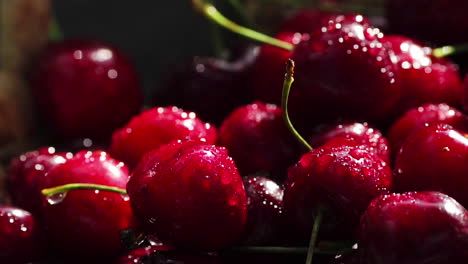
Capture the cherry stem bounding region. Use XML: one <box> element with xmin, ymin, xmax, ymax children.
<box><xmin>433</xmin><ymin>44</ymin><xmax>468</xmax><ymax>58</ymax></box>
<box><xmin>41</xmin><ymin>183</ymin><xmax>127</xmax><ymax>197</ymax></box>
<box><xmin>305</xmin><ymin>207</ymin><xmax>323</xmax><ymax>264</ymax></box>
<box><xmin>226</xmin><ymin>245</ymin><xmax>344</xmax><ymax>255</ymax></box>
<box><xmin>192</xmin><ymin>0</ymin><xmax>293</xmax><ymax>51</ymax></box>
<box><xmin>48</xmin><ymin>16</ymin><xmax>63</xmax><ymax>42</ymax></box>
<box><xmin>282</xmin><ymin>59</ymin><xmax>313</xmax><ymax>151</ymax></box>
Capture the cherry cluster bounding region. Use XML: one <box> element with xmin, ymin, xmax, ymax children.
<box><xmin>1</xmin><ymin>1</ymin><xmax>468</xmax><ymax>264</ymax></box>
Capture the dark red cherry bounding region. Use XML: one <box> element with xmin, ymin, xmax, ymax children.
<box><xmin>394</xmin><ymin>123</ymin><xmax>468</xmax><ymax>207</ymax></box>
<box><xmin>284</xmin><ymin>137</ymin><xmax>392</xmax><ymax>239</ymax></box>
<box><xmin>384</xmin><ymin>35</ymin><xmax>463</xmax><ymax>117</ymax></box>
<box><xmin>387</xmin><ymin>0</ymin><xmax>468</xmax><ymax>45</ymax></box>
<box><xmin>127</xmin><ymin>140</ymin><xmax>247</xmax><ymax>250</ymax></box>
<box><xmin>7</xmin><ymin>147</ymin><xmax>70</xmax><ymax>216</ymax></box>
<box><xmin>289</xmin><ymin>15</ymin><xmax>401</xmax><ymax>123</ymax></box>
<box><xmin>308</xmin><ymin>122</ymin><xmax>390</xmax><ymax>162</ymax></box>
<box><xmin>219</xmin><ymin>102</ymin><xmax>302</xmax><ymax>179</ymax></box>
<box><xmin>0</xmin><ymin>206</ymin><xmax>42</xmax><ymax>264</ymax></box>
<box><xmin>115</xmin><ymin>245</ymin><xmax>221</xmax><ymax>264</ymax></box>
<box><xmin>463</xmin><ymin>74</ymin><xmax>468</xmax><ymax>112</ymax></box>
<box><xmin>388</xmin><ymin>103</ymin><xmax>468</xmax><ymax>156</ymax></box>
<box><xmin>31</xmin><ymin>39</ymin><xmax>142</xmax><ymax>139</ymax></box>
<box><xmin>359</xmin><ymin>191</ymin><xmax>468</xmax><ymax>264</ymax></box>
<box><xmin>159</xmin><ymin>45</ymin><xmax>259</xmax><ymax>125</ymax></box>
<box><xmin>241</xmin><ymin>175</ymin><xmax>284</xmax><ymax>246</ymax></box>
<box><xmin>41</xmin><ymin>150</ymin><xmax>134</xmax><ymax>258</ymax></box>
<box><xmin>110</xmin><ymin>106</ymin><xmax>217</xmax><ymax>168</ymax></box>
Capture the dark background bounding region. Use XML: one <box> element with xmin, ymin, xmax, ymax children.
<box><xmin>53</xmin><ymin>0</ymin><xmax>224</xmax><ymax>103</ymax></box>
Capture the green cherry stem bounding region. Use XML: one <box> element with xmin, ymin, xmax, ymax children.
<box><xmin>192</xmin><ymin>0</ymin><xmax>293</xmax><ymax>51</ymax></box>
<box><xmin>433</xmin><ymin>43</ymin><xmax>468</xmax><ymax>58</ymax></box>
<box><xmin>306</xmin><ymin>208</ymin><xmax>324</xmax><ymax>264</ymax></box>
<box><xmin>42</xmin><ymin>183</ymin><xmax>127</xmax><ymax>197</ymax></box>
<box><xmin>282</xmin><ymin>59</ymin><xmax>313</xmax><ymax>151</ymax></box>
<box><xmin>225</xmin><ymin>245</ymin><xmax>346</xmax><ymax>255</ymax></box>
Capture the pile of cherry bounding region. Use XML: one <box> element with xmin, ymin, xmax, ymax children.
<box><xmin>1</xmin><ymin>1</ymin><xmax>468</xmax><ymax>264</ymax></box>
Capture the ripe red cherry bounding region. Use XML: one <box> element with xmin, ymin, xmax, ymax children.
<box><xmin>463</xmin><ymin>74</ymin><xmax>468</xmax><ymax>112</ymax></box>
<box><xmin>241</xmin><ymin>175</ymin><xmax>284</xmax><ymax>246</ymax></box>
<box><xmin>384</xmin><ymin>35</ymin><xmax>463</xmax><ymax>117</ymax></box>
<box><xmin>387</xmin><ymin>0</ymin><xmax>468</xmax><ymax>45</ymax></box>
<box><xmin>308</xmin><ymin>122</ymin><xmax>390</xmax><ymax>162</ymax></box>
<box><xmin>289</xmin><ymin>15</ymin><xmax>401</xmax><ymax>123</ymax></box>
<box><xmin>7</xmin><ymin>147</ymin><xmax>70</xmax><ymax>216</ymax></box>
<box><xmin>31</xmin><ymin>39</ymin><xmax>142</xmax><ymax>139</ymax></box>
<box><xmin>284</xmin><ymin>137</ymin><xmax>392</xmax><ymax>239</ymax></box>
<box><xmin>115</xmin><ymin>245</ymin><xmax>221</xmax><ymax>264</ymax></box>
<box><xmin>219</xmin><ymin>102</ymin><xmax>302</xmax><ymax>179</ymax></box>
<box><xmin>110</xmin><ymin>106</ymin><xmax>217</xmax><ymax>168</ymax></box>
<box><xmin>388</xmin><ymin>103</ymin><xmax>468</xmax><ymax>156</ymax></box>
<box><xmin>160</xmin><ymin>46</ymin><xmax>258</xmax><ymax>125</ymax></box>
<box><xmin>127</xmin><ymin>140</ymin><xmax>247</xmax><ymax>250</ymax></box>
<box><xmin>41</xmin><ymin>150</ymin><xmax>134</xmax><ymax>258</ymax></box>
<box><xmin>394</xmin><ymin>123</ymin><xmax>468</xmax><ymax>207</ymax></box>
<box><xmin>0</xmin><ymin>206</ymin><xmax>42</xmax><ymax>264</ymax></box>
<box><xmin>359</xmin><ymin>191</ymin><xmax>468</xmax><ymax>264</ymax></box>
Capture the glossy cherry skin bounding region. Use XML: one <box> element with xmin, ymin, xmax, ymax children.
<box><xmin>359</xmin><ymin>191</ymin><xmax>468</xmax><ymax>264</ymax></box>
<box><xmin>0</xmin><ymin>206</ymin><xmax>42</xmax><ymax>264</ymax></box>
<box><xmin>464</xmin><ymin>74</ymin><xmax>468</xmax><ymax>113</ymax></box>
<box><xmin>289</xmin><ymin>15</ymin><xmax>401</xmax><ymax>123</ymax></box>
<box><xmin>159</xmin><ymin>46</ymin><xmax>259</xmax><ymax>125</ymax></box>
<box><xmin>394</xmin><ymin>123</ymin><xmax>468</xmax><ymax>207</ymax></box>
<box><xmin>219</xmin><ymin>102</ymin><xmax>303</xmax><ymax>180</ymax></box>
<box><xmin>241</xmin><ymin>175</ymin><xmax>284</xmax><ymax>246</ymax></box>
<box><xmin>41</xmin><ymin>150</ymin><xmax>134</xmax><ymax>259</ymax></box>
<box><xmin>388</xmin><ymin>103</ymin><xmax>468</xmax><ymax>156</ymax></box>
<box><xmin>7</xmin><ymin>147</ymin><xmax>70</xmax><ymax>216</ymax></box>
<box><xmin>110</xmin><ymin>106</ymin><xmax>217</xmax><ymax>168</ymax></box>
<box><xmin>284</xmin><ymin>137</ymin><xmax>392</xmax><ymax>240</ymax></box>
<box><xmin>127</xmin><ymin>140</ymin><xmax>247</xmax><ymax>250</ymax></box>
<box><xmin>387</xmin><ymin>0</ymin><xmax>468</xmax><ymax>45</ymax></box>
<box><xmin>308</xmin><ymin>122</ymin><xmax>390</xmax><ymax>162</ymax></box>
<box><xmin>384</xmin><ymin>35</ymin><xmax>463</xmax><ymax>117</ymax></box>
<box><xmin>115</xmin><ymin>245</ymin><xmax>221</xmax><ymax>264</ymax></box>
<box><xmin>31</xmin><ymin>39</ymin><xmax>142</xmax><ymax>139</ymax></box>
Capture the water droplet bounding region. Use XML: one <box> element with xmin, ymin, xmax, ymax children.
<box><xmin>47</xmin><ymin>192</ymin><xmax>67</xmax><ymax>205</ymax></box>
<box><xmin>20</xmin><ymin>226</ymin><xmax>28</xmax><ymax>232</ymax></box>
<box><xmin>121</xmin><ymin>194</ymin><xmax>130</xmax><ymax>201</ymax></box>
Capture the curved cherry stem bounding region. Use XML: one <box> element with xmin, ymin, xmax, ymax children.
<box><xmin>433</xmin><ymin>44</ymin><xmax>468</xmax><ymax>58</ymax></box>
<box><xmin>42</xmin><ymin>183</ymin><xmax>127</xmax><ymax>197</ymax></box>
<box><xmin>192</xmin><ymin>0</ymin><xmax>293</xmax><ymax>51</ymax></box>
<box><xmin>282</xmin><ymin>59</ymin><xmax>313</xmax><ymax>151</ymax></box>
<box><xmin>306</xmin><ymin>208</ymin><xmax>324</xmax><ymax>264</ymax></box>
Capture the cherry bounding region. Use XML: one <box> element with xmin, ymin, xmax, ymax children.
<box><xmin>394</xmin><ymin>123</ymin><xmax>468</xmax><ymax>207</ymax></box>
<box><xmin>31</xmin><ymin>39</ymin><xmax>142</xmax><ymax>139</ymax></box>
<box><xmin>288</xmin><ymin>15</ymin><xmax>401</xmax><ymax>123</ymax></box>
<box><xmin>388</xmin><ymin>103</ymin><xmax>468</xmax><ymax>156</ymax></box>
<box><xmin>110</xmin><ymin>106</ymin><xmax>217</xmax><ymax>168</ymax></box>
<box><xmin>359</xmin><ymin>191</ymin><xmax>468</xmax><ymax>264</ymax></box>
<box><xmin>241</xmin><ymin>175</ymin><xmax>284</xmax><ymax>246</ymax></box>
<box><xmin>7</xmin><ymin>147</ymin><xmax>70</xmax><ymax>216</ymax></box>
<box><xmin>284</xmin><ymin>136</ymin><xmax>392</xmax><ymax>240</ymax></box>
<box><xmin>383</xmin><ymin>35</ymin><xmax>463</xmax><ymax>117</ymax></box>
<box><xmin>159</xmin><ymin>45</ymin><xmax>259</xmax><ymax>125</ymax></box>
<box><xmin>41</xmin><ymin>150</ymin><xmax>134</xmax><ymax>258</ymax></box>
<box><xmin>464</xmin><ymin>74</ymin><xmax>468</xmax><ymax>112</ymax></box>
<box><xmin>115</xmin><ymin>245</ymin><xmax>221</xmax><ymax>264</ymax></box>
<box><xmin>308</xmin><ymin>122</ymin><xmax>389</xmax><ymax>162</ymax></box>
<box><xmin>219</xmin><ymin>102</ymin><xmax>303</xmax><ymax>179</ymax></box>
<box><xmin>0</xmin><ymin>206</ymin><xmax>42</xmax><ymax>264</ymax></box>
<box><xmin>127</xmin><ymin>140</ymin><xmax>247</xmax><ymax>250</ymax></box>
<box><xmin>387</xmin><ymin>0</ymin><xmax>468</xmax><ymax>45</ymax></box>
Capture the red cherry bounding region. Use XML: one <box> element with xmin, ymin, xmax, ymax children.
<box><xmin>388</xmin><ymin>103</ymin><xmax>468</xmax><ymax>156</ymax></box>
<box><xmin>384</xmin><ymin>35</ymin><xmax>463</xmax><ymax>117</ymax></box>
<box><xmin>0</xmin><ymin>206</ymin><xmax>42</xmax><ymax>264</ymax></box>
<box><xmin>219</xmin><ymin>102</ymin><xmax>302</xmax><ymax>179</ymax></box>
<box><xmin>284</xmin><ymin>137</ymin><xmax>392</xmax><ymax>239</ymax></box>
<box><xmin>241</xmin><ymin>175</ymin><xmax>284</xmax><ymax>246</ymax></box>
<box><xmin>41</xmin><ymin>150</ymin><xmax>134</xmax><ymax>258</ymax></box>
<box><xmin>31</xmin><ymin>39</ymin><xmax>142</xmax><ymax>139</ymax></box>
<box><xmin>127</xmin><ymin>140</ymin><xmax>247</xmax><ymax>250</ymax></box>
<box><xmin>394</xmin><ymin>123</ymin><xmax>468</xmax><ymax>207</ymax></box>
<box><xmin>115</xmin><ymin>245</ymin><xmax>221</xmax><ymax>264</ymax></box>
<box><xmin>110</xmin><ymin>106</ymin><xmax>217</xmax><ymax>168</ymax></box>
<box><xmin>7</xmin><ymin>147</ymin><xmax>70</xmax><ymax>216</ymax></box>
<box><xmin>359</xmin><ymin>191</ymin><xmax>468</xmax><ymax>264</ymax></box>
<box><xmin>308</xmin><ymin>122</ymin><xmax>390</xmax><ymax>162</ymax></box>
<box><xmin>463</xmin><ymin>74</ymin><xmax>468</xmax><ymax>112</ymax></box>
